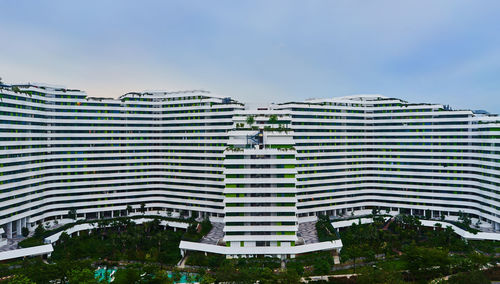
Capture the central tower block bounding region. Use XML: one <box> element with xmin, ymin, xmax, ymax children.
<box><xmin>222</xmin><ymin>111</ymin><xmax>299</xmax><ymax>258</ymax></box>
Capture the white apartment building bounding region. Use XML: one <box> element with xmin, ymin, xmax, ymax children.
<box><xmin>0</xmin><ymin>82</ymin><xmax>499</xmax><ymax>257</ymax></box>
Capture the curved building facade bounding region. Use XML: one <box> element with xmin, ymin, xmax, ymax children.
<box><xmin>0</xmin><ymin>83</ymin><xmax>244</xmax><ymax>238</ymax></box>
<box><xmin>1</xmin><ymin>82</ymin><xmax>499</xmax><ymax>256</ymax></box>
<box><xmin>274</xmin><ymin>96</ymin><xmax>500</xmax><ymax>229</ymax></box>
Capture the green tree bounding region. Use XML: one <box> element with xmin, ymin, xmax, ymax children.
<box><xmin>373</xmin><ymin>214</ymin><xmax>385</xmax><ymax>227</ymax></box>
<box><xmin>468</xmin><ymin>251</ymin><xmax>489</xmax><ymax>269</ymax></box>
<box><xmin>448</xmin><ymin>270</ymin><xmax>489</xmax><ymax>284</ymax></box>
<box><xmin>403</xmin><ymin>244</ymin><xmax>450</xmax><ymax>281</ymax></box>
<box><xmin>21</xmin><ymin>259</ymin><xmax>61</xmax><ymax>284</ymax></box>
<box><xmin>277</xmin><ymin>269</ymin><xmax>300</xmax><ymax>284</ymax></box>
<box><xmin>246</xmin><ymin>115</ymin><xmax>255</xmax><ymax>126</ymax></box>
<box><xmin>263</xmin><ymin>268</ymin><xmax>278</xmax><ymax>283</ymax></box>
<box><xmin>68</xmin><ymin>208</ymin><xmax>77</xmax><ymax>220</ymax></box>
<box><xmin>21</xmin><ymin>227</ymin><xmax>29</xmax><ymax>238</ymax></box>
<box><xmin>357</xmin><ymin>266</ymin><xmax>404</xmax><ymax>284</ymax></box>
<box><xmin>7</xmin><ymin>275</ymin><xmax>35</xmax><ymax>284</ymax></box>
<box><xmin>215</xmin><ymin>260</ymin><xmax>238</xmax><ymax>282</ymax></box>
<box><xmin>126</xmin><ymin>205</ymin><xmax>134</xmax><ymax>215</ymax></box>
<box><xmin>114</xmin><ymin>267</ymin><xmax>141</xmax><ymax>284</ymax></box>
<box><xmin>59</xmin><ymin>232</ymin><xmax>70</xmax><ymax>245</ymax></box>
<box><xmin>458</xmin><ymin>211</ymin><xmax>472</xmax><ymax>229</ymax></box>
<box><xmin>341</xmin><ymin>245</ymin><xmax>363</xmax><ymax>273</ymax></box>
<box><xmin>200</xmin><ymin>273</ymin><xmax>215</xmax><ymax>284</ymax></box>
<box><xmin>67</xmin><ymin>268</ymin><xmax>98</xmax><ymax>284</ymax></box>
<box><xmin>313</xmin><ymin>259</ymin><xmax>330</xmax><ymax>275</ymax></box>
<box><xmin>268</xmin><ymin>114</ymin><xmax>278</xmax><ymax>124</ymax></box>
<box><xmin>34</xmin><ymin>224</ymin><xmax>45</xmax><ymax>238</ymax></box>
<box><xmin>286</xmin><ymin>261</ymin><xmax>304</xmax><ymax>276</ymax></box>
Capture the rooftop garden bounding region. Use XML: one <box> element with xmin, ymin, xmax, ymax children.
<box><xmin>233</xmin><ymin>114</ymin><xmax>292</xmax><ymax>132</ymax></box>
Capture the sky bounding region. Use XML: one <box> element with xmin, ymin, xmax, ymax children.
<box><xmin>1</xmin><ymin>0</ymin><xmax>500</xmax><ymax>112</ymax></box>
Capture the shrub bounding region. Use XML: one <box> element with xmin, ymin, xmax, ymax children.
<box><xmin>21</xmin><ymin>227</ymin><xmax>29</xmax><ymax>238</ymax></box>
<box><xmin>34</xmin><ymin>224</ymin><xmax>45</xmax><ymax>238</ymax></box>
<box><xmin>200</xmin><ymin>218</ymin><xmax>212</xmax><ymax>235</ymax></box>
<box><xmin>316</xmin><ymin>215</ymin><xmax>339</xmax><ymax>241</ymax></box>
<box><xmin>18</xmin><ymin>237</ymin><xmax>44</xmax><ymax>248</ymax></box>
<box><xmin>448</xmin><ymin>270</ymin><xmax>489</xmax><ymax>284</ymax></box>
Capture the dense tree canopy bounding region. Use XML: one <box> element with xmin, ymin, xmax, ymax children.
<box><xmin>51</xmin><ymin>219</ymin><xmax>184</xmax><ymax>265</ymax></box>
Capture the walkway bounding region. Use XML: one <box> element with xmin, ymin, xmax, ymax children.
<box><xmin>0</xmin><ymin>244</ymin><xmax>53</xmax><ymax>261</ymax></box>
<box><xmin>0</xmin><ymin>221</ymin><xmax>74</xmax><ymax>251</ymax></box>
<box><xmin>298</xmin><ymin>221</ymin><xmax>319</xmax><ymax>244</ymax></box>
<box><xmin>301</xmin><ymin>274</ymin><xmax>356</xmax><ymax>283</ymax></box>
<box><xmin>0</xmin><ymin>238</ymin><xmax>23</xmax><ymax>252</ymax></box>
<box><xmin>382</xmin><ymin>217</ymin><xmax>395</xmax><ymax>230</ymax></box>
<box><xmin>420</xmin><ymin>220</ymin><xmax>500</xmax><ymax>241</ymax></box>
<box><xmin>177</xmin><ymin>254</ymin><xmax>188</xmax><ymax>268</ymax></box>
<box><xmin>200</xmin><ymin>222</ymin><xmax>224</xmax><ymax>245</ymax></box>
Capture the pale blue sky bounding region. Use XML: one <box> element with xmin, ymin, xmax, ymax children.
<box><xmin>1</xmin><ymin>0</ymin><xmax>500</xmax><ymax>112</ymax></box>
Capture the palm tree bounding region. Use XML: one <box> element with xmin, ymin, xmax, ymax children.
<box><xmin>68</xmin><ymin>208</ymin><xmax>77</xmax><ymax>220</ymax></box>
<box><xmin>144</xmin><ymin>221</ymin><xmax>151</xmax><ymax>234</ymax></box>
<box><xmin>246</xmin><ymin>115</ymin><xmax>255</xmax><ymax>126</ymax></box>
<box><xmin>156</xmin><ymin>232</ymin><xmax>163</xmax><ymax>256</ymax></box>
<box><xmin>126</xmin><ymin>205</ymin><xmax>133</xmax><ymax>216</ymax></box>
<box><xmin>268</xmin><ymin>114</ymin><xmax>278</xmax><ymax>124</ymax></box>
